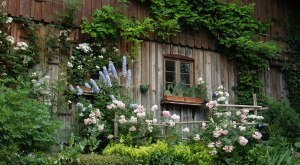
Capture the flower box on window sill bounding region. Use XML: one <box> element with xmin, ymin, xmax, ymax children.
<box><xmin>162</xmin><ymin>95</ymin><xmax>204</xmax><ymax>104</ymax></box>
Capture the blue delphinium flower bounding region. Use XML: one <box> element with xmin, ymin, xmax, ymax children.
<box><xmin>106</xmin><ymin>75</ymin><xmax>112</xmax><ymax>87</ymax></box>
<box><xmin>76</xmin><ymin>86</ymin><xmax>83</xmax><ymax>95</ymax></box>
<box><xmin>103</xmin><ymin>66</ymin><xmax>109</xmax><ymax>77</ymax></box>
<box><xmin>99</xmin><ymin>71</ymin><xmax>107</xmax><ymax>84</ymax></box>
<box><xmin>69</xmin><ymin>84</ymin><xmax>75</xmax><ymax>92</ymax></box>
<box><xmin>90</xmin><ymin>79</ymin><xmax>100</xmax><ymax>93</ymax></box>
<box><xmin>109</xmin><ymin>61</ymin><xmax>118</xmax><ymax>79</ymax></box>
<box><xmin>126</xmin><ymin>69</ymin><xmax>131</xmax><ymax>87</ymax></box>
<box><xmin>85</xmin><ymin>82</ymin><xmax>91</xmax><ymax>88</ymax></box>
<box><xmin>122</xmin><ymin>56</ymin><xmax>127</xmax><ymax>77</ymax></box>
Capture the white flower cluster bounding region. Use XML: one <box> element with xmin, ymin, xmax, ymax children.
<box><xmin>6</xmin><ymin>36</ymin><xmax>14</xmax><ymax>44</ymax></box>
<box><xmin>197</xmin><ymin>77</ymin><xmax>205</xmax><ymax>85</ymax></box>
<box><xmin>14</xmin><ymin>42</ymin><xmax>28</xmax><ymax>50</ymax></box>
<box><xmin>106</xmin><ymin>100</ymin><xmax>126</xmax><ymax>110</ymax></box>
<box><xmin>215</xmin><ymin>85</ymin><xmax>230</xmax><ymax>104</ymax></box>
<box><xmin>6</xmin><ymin>17</ymin><xmax>13</xmax><ymax>24</ymax></box>
<box><xmin>76</xmin><ymin>43</ymin><xmax>92</xmax><ymax>53</ymax></box>
<box><xmin>59</xmin><ymin>29</ymin><xmax>71</xmax><ymax>37</ymax></box>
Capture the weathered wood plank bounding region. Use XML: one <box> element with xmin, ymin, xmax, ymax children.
<box><xmin>151</xmin><ymin>41</ymin><xmax>156</xmax><ymax>115</ymax></box>
<box><xmin>204</xmin><ymin>50</ymin><xmax>212</xmax><ymax>100</ymax></box>
<box><xmin>220</xmin><ymin>54</ymin><xmax>229</xmax><ymax>94</ymax></box>
<box><xmin>141</xmin><ymin>41</ymin><xmax>149</xmax><ymax>109</ymax></box>
<box><xmin>179</xmin><ymin>30</ymin><xmax>187</xmax><ymax>46</ymax></box>
<box><xmin>187</xmin><ymin>31</ymin><xmax>194</xmax><ymax>48</ymax></box>
<box><xmin>156</xmin><ymin>42</ymin><xmax>163</xmax><ymax>119</ymax></box>
<box><xmin>133</xmin><ymin>43</ymin><xmax>142</xmax><ymax>105</ymax></box>
<box><xmin>82</xmin><ymin>0</ymin><xmax>92</xmax><ymax>20</ymax></box>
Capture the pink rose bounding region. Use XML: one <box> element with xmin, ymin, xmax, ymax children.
<box><xmin>107</xmin><ymin>104</ymin><xmax>112</xmax><ymax>110</ymax></box>
<box><xmin>171</xmin><ymin>114</ymin><xmax>180</xmax><ymax>122</ymax></box>
<box><xmin>162</xmin><ymin>110</ymin><xmax>171</xmax><ymax>118</ymax></box>
<box><xmin>238</xmin><ymin>136</ymin><xmax>248</xmax><ymax>146</ymax></box>
<box><xmin>206</xmin><ymin>100</ymin><xmax>218</xmax><ymax>109</ymax></box>
<box><xmin>252</xmin><ymin>131</ymin><xmax>262</xmax><ymax>140</ymax></box>
<box><xmin>215</xmin><ymin>141</ymin><xmax>222</xmax><ymax>148</ymax></box>
<box><xmin>222</xmin><ymin>130</ymin><xmax>228</xmax><ymax>135</ymax></box>
<box><xmin>95</xmin><ymin>109</ymin><xmax>100</xmax><ymax>117</ymax></box>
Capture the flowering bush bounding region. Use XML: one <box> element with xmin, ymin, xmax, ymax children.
<box><xmin>199</xmin><ymin>100</ymin><xmax>264</xmax><ymax>163</ymax></box>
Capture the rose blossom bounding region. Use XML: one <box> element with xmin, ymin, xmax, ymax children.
<box><xmin>252</xmin><ymin>131</ymin><xmax>262</xmax><ymax>140</ymax></box>
<box><xmin>236</xmin><ymin>111</ymin><xmax>241</xmax><ymax>115</ymax></box>
<box><xmin>206</xmin><ymin>100</ymin><xmax>218</xmax><ymax>109</ymax></box>
<box><xmin>151</xmin><ymin>105</ymin><xmax>158</xmax><ymax>111</ymax></box>
<box><xmin>194</xmin><ymin>134</ymin><xmax>200</xmax><ymax>141</ymax></box>
<box><xmin>242</xmin><ymin>108</ymin><xmax>249</xmax><ymax>114</ymax></box>
<box><xmin>107</xmin><ymin>135</ymin><xmax>114</xmax><ymax>139</ymax></box>
<box><xmin>207</xmin><ymin>142</ymin><xmax>215</xmax><ymax>148</ymax></box>
<box><xmin>171</xmin><ymin>114</ymin><xmax>180</xmax><ymax>122</ymax></box>
<box><xmin>215</xmin><ymin>141</ymin><xmax>222</xmax><ymax>148</ymax></box>
<box><xmin>239</xmin><ymin>136</ymin><xmax>248</xmax><ymax>146</ymax></box>
<box><xmin>162</xmin><ymin>110</ymin><xmax>171</xmax><ymax>118</ymax></box>
<box><xmin>222</xmin><ymin>130</ymin><xmax>228</xmax><ymax>135</ymax></box>
<box><xmin>152</xmin><ymin>118</ymin><xmax>157</xmax><ymax>124</ymax></box>
<box><xmin>137</xmin><ymin>112</ymin><xmax>146</xmax><ymax>118</ymax></box>
<box><xmin>119</xmin><ymin>115</ymin><xmax>127</xmax><ymax>124</ymax></box>
<box><xmin>130</xmin><ymin>116</ymin><xmax>137</xmax><ymax>124</ymax></box>
<box><xmin>98</xmin><ymin>124</ymin><xmax>104</xmax><ymax>131</ymax></box>
<box><xmin>223</xmin><ymin>145</ymin><xmax>234</xmax><ymax>152</ymax></box>
<box><xmin>129</xmin><ymin>126</ymin><xmax>136</xmax><ymax>131</ymax></box>
<box><xmin>95</xmin><ymin>109</ymin><xmax>100</xmax><ymax>117</ymax></box>
<box><xmin>182</xmin><ymin>127</ymin><xmax>190</xmax><ymax>133</ymax></box>
<box><xmin>239</xmin><ymin>126</ymin><xmax>246</xmax><ymax>131</ymax></box>
<box><xmin>84</xmin><ymin>118</ymin><xmax>91</xmax><ymax>125</ymax></box>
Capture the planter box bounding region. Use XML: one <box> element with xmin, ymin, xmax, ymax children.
<box><xmin>163</xmin><ymin>95</ymin><xmax>185</xmax><ymax>102</ymax></box>
<box><xmin>184</xmin><ymin>97</ymin><xmax>203</xmax><ymax>104</ymax></box>
<box><xmin>163</xmin><ymin>95</ymin><xmax>203</xmax><ymax>104</ymax></box>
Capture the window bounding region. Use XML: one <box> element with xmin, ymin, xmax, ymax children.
<box><xmin>164</xmin><ymin>54</ymin><xmax>194</xmax><ymax>93</ymax></box>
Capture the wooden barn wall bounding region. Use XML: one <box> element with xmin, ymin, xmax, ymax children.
<box><xmin>128</xmin><ymin>41</ymin><xmax>237</xmax><ymax>121</ymax></box>
<box><xmin>4</xmin><ymin>0</ymin><xmax>289</xmax><ymax>45</ymax></box>
<box><xmin>4</xmin><ymin>0</ymin><xmax>289</xmax><ymax>102</ymax></box>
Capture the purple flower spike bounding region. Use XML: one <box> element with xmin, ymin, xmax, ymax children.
<box><xmin>122</xmin><ymin>56</ymin><xmax>127</xmax><ymax>77</ymax></box>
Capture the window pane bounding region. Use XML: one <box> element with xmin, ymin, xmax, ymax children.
<box><xmin>166</xmin><ymin>60</ymin><xmax>175</xmax><ymax>71</ymax></box>
<box><xmin>166</xmin><ymin>72</ymin><xmax>175</xmax><ymax>83</ymax></box>
<box><xmin>181</xmin><ymin>73</ymin><xmax>190</xmax><ymax>84</ymax></box>
<box><xmin>180</xmin><ymin>62</ymin><xmax>190</xmax><ymax>73</ymax></box>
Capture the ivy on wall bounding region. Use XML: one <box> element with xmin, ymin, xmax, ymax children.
<box><xmin>74</xmin><ymin>0</ymin><xmax>281</xmax><ymax>104</ymax></box>
<box><xmin>283</xmin><ymin>6</ymin><xmax>300</xmax><ymax>113</ymax></box>
<box><xmin>138</xmin><ymin>0</ymin><xmax>280</xmax><ymax>104</ymax></box>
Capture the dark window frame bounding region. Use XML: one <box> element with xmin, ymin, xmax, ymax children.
<box><xmin>163</xmin><ymin>54</ymin><xmax>195</xmax><ymax>93</ymax></box>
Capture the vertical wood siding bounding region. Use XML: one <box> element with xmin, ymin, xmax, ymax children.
<box><xmin>128</xmin><ymin>41</ymin><xmax>237</xmax><ymax>122</ymax></box>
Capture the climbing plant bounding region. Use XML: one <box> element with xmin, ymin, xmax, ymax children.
<box><xmin>138</xmin><ymin>0</ymin><xmax>281</xmax><ymax>104</ymax></box>
<box><xmin>283</xmin><ymin>5</ymin><xmax>300</xmax><ymax>113</ymax></box>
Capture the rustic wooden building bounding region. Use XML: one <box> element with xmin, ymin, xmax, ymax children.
<box><xmin>3</xmin><ymin>0</ymin><xmax>290</xmax><ymax>132</ymax></box>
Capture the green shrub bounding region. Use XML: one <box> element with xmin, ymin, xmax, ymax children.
<box><xmin>103</xmin><ymin>141</ymin><xmax>214</xmax><ymax>165</ymax></box>
<box><xmin>0</xmin><ymin>85</ymin><xmax>61</xmax><ymax>163</ymax></box>
<box><xmin>263</xmin><ymin>100</ymin><xmax>300</xmax><ymax>139</ymax></box>
<box><xmin>80</xmin><ymin>154</ymin><xmax>134</xmax><ymax>165</ymax></box>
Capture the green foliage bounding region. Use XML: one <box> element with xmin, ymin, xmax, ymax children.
<box><xmin>246</xmin><ymin>136</ymin><xmax>299</xmax><ymax>164</ymax></box>
<box><xmin>283</xmin><ymin>16</ymin><xmax>300</xmax><ymax>113</ymax></box>
<box><xmin>139</xmin><ymin>0</ymin><xmax>281</xmax><ymax>103</ymax></box>
<box><xmin>103</xmin><ymin>141</ymin><xmax>214</xmax><ymax>165</ymax></box>
<box><xmin>79</xmin><ymin>154</ymin><xmax>134</xmax><ymax>165</ymax></box>
<box><xmin>81</xmin><ymin>5</ymin><xmax>154</xmax><ymax>57</ymax></box>
<box><xmin>0</xmin><ymin>81</ymin><xmax>61</xmax><ymax>164</ymax></box>
<box><xmin>53</xmin><ymin>0</ymin><xmax>83</xmax><ymax>28</ymax></box>
<box><xmin>263</xmin><ymin>100</ymin><xmax>300</xmax><ymax>138</ymax></box>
